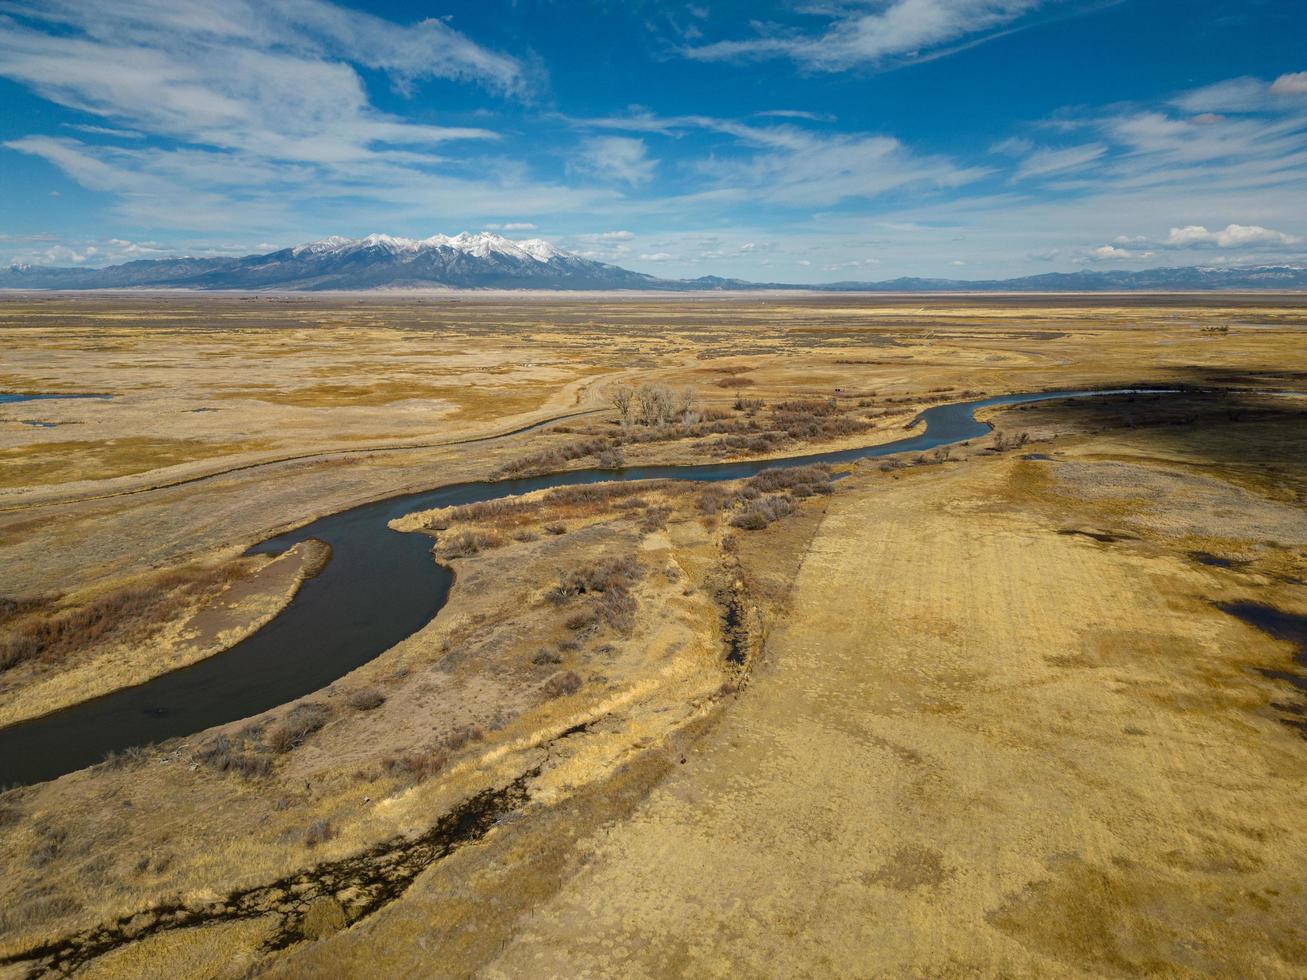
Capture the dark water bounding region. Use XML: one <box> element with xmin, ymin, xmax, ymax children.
<box><xmin>0</xmin><ymin>388</ymin><xmax>1160</xmax><ymax>786</ymax></box>
<box><xmin>0</xmin><ymin>392</ymin><xmax>111</xmax><ymax>405</ymax></box>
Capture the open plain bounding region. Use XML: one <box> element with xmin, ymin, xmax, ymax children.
<box><xmin>2</xmin><ymin>293</ymin><xmax>1307</xmax><ymax>978</ymax></box>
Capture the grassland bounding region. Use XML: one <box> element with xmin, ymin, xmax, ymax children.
<box><xmin>0</xmin><ymin>293</ymin><xmax>1305</xmax><ymax>977</ymax></box>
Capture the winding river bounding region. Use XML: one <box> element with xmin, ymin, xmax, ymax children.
<box><xmin>0</xmin><ymin>389</ymin><xmax>1160</xmax><ymax>787</ymax></box>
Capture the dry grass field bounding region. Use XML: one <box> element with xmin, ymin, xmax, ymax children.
<box><xmin>1</xmin><ymin>293</ymin><xmax>1306</xmax><ymax>978</ymax></box>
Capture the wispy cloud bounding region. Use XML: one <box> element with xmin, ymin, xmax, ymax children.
<box><xmin>0</xmin><ymin>0</ymin><xmax>592</xmax><ymax>236</ymax></box>
<box><xmin>572</xmin><ymin>136</ymin><xmax>657</xmax><ymax>186</ymax></box>
<box><xmin>574</xmin><ymin>112</ymin><xmax>987</xmax><ymax>208</ymax></box>
<box><xmin>1013</xmin><ymin>143</ymin><xmax>1106</xmax><ymax>179</ymax></box>
<box><xmin>683</xmin><ymin>0</ymin><xmax>1075</xmax><ymax>71</ymax></box>
<box><xmin>0</xmin><ymin>2</ymin><xmax>516</xmax><ymax>163</ymax></box>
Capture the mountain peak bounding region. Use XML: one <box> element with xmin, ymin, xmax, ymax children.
<box><xmin>287</xmin><ymin>231</ymin><xmax>568</xmax><ymax>264</ymax></box>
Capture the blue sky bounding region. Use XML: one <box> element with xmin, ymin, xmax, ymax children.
<box><xmin>1</xmin><ymin>0</ymin><xmax>1304</xmax><ymax>281</ymax></box>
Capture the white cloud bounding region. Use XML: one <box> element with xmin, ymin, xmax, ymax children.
<box><xmin>4</xmin><ymin>235</ymin><xmax>175</xmax><ymax>266</ymax></box>
<box><xmin>2</xmin><ymin>1</ymin><xmax>528</xmax><ymax>99</ymax></box>
<box><xmin>578</xmin><ymin>112</ymin><xmax>987</xmax><ymax>209</ymax></box>
<box><xmin>573</xmin><ymin>136</ymin><xmax>657</xmax><ymax>185</ymax></box>
<box><xmin>1171</xmin><ymin>77</ymin><xmax>1271</xmax><ymax>114</ymax></box>
<box><xmin>0</xmin><ymin>1</ymin><xmax>604</xmax><ymax>234</ymax></box>
<box><xmin>990</xmin><ymin>136</ymin><xmax>1034</xmax><ymax>156</ymax></box>
<box><xmin>753</xmin><ymin>110</ymin><xmax>834</xmax><ymax>122</ymax></box>
<box><xmin>1164</xmin><ymin>223</ymin><xmax>1302</xmax><ymax>248</ymax></box>
<box><xmin>483</xmin><ymin>222</ymin><xmax>538</xmax><ymax>231</ymax></box>
<box><xmin>1270</xmin><ymin>71</ymin><xmax>1307</xmax><ymax>97</ymax></box>
<box><xmin>684</xmin><ymin>0</ymin><xmax>1058</xmax><ymax>71</ymax></box>
<box><xmin>5</xmin><ymin>133</ymin><xmax>612</xmax><ymax>233</ymax></box>
<box><xmin>0</xmin><ymin>6</ymin><xmax>519</xmax><ymax>162</ymax></box>
<box><xmin>638</xmin><ymin>252</ymin><xmax>676</xmax><ymax>262</ymax></box>
<box><xmin>1013</xmin><ymin>143</ymin><xmax>1106</xmax><ymax>179</ymax></box>
<box><xmin>1089</xmin><ymin>244</ymin><xmax>1139</xmax><ymax>260</ymax></box>
<box><xmin>1080</xmin><ymin>222</ymin><xmax>1301</xmax><ymax>267</ymax></box>
<box><xmin>824</xmin><ymin>257</ymin><xmax>882</xmax><ymax>272</ymax></box>
<box><xmin>64</xmin><ymin>123</ymin><xmax>145</xmax><ymax>139</ymax></box>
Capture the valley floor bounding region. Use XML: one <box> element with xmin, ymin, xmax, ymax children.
<box><xmin>1</xmin><ymin>295</ymin><xmax>1305</xmax><ymax>977</ymax></box>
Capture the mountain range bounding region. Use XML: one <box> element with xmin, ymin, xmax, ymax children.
<box><xmin>2</xmin><ymin>232</ymin><xmax>1304</xmax><ymax>292</ymax></box>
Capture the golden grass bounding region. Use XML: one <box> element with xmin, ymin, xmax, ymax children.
<box><xmin>0</xmin><ymin>438</ymin><xmax>272</xmax><ymax>489</ymax></box>
<box><xmin>2</xmin><ymin>295</ymin><xmax>1307</xmax><ymax>976</ymax></box>
<box><xmin>478</xmin><ymin>441</ymin><xmax>1307</xmax><ymax>977</ymax></box>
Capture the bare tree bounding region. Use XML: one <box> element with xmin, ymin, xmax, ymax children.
<box><xmin>609</xmin><ymin>384</ymin><xmax>634</xmax><ymax>427</ymax></box>
<box><xmin>635</xmin><ymin>383</ymin><xmax>673</xmax><ymax>426</ymax></box>
<box><xmin>676</xmin><ymin>386</ymin><xmax>700</xmax><ymax>425</ymax></box>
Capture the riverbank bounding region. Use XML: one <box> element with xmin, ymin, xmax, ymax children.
<box><xmin>0</xmin><ymin>540</ymin><xmax>328</xmax><ymax>728</ymax></box>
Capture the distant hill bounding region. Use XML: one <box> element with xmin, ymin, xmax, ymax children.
<box><xmin>2</xmin><ymin>233</ymin><xmax>1304</xmax><ymax>292</ymax></box>
<box><xmin>818</xmin><ymin>266</ymin><xmax>1307</xmax><ymax>292</ymax></box>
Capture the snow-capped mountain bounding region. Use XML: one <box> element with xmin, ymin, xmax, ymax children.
<box><xmin>289</xmin><ymin>232</ymin><xmax>566</xmax><ymax>264</ymax></box>
<box><xmin>192</xmin><ymin>231</ymin><xmax>657</xmax><ymax>290</ymax></box>
<box><xmin>2</xmin><ymin>234</ymin><xmax>1305</xmax><ymax>292</ymax></box>
<box><xmin>0</xmin><ymin>232</ymin><xmax>661</xmax><ymax>291</ymax></box>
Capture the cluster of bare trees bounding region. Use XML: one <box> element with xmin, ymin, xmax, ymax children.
<box><xmin>609</xmin><ymin>383</ymin><xmax>699</xmax><ymax>428</ymax></box>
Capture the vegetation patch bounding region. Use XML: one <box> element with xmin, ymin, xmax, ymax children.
<box><xmin>0</xmin><ymin>562</ymin><xmax>248</xmax><ymax>674</ymax></box>
<box><xmin>267</xmin><ymin>702</ymin><xmax>331</xmax><ymax>754</ymax></box>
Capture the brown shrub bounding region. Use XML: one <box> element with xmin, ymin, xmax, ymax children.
<box><xmin>697</xmin><ymin>486</ymin><xmax>733</xmax><ymax>515</ymax></box>
<box><xmin>746</xmin><ymin>465</ymin><xmax>833</xmax><ymax>495</ymax></box>
<box><xmin>382</xmin><ymin>747</ymin><xmax>448</xmax><ymax>784</ymax></box>
<box><xmin>597</xmin><ymin>585</ymin><xmax>637</xmax><ymax>634</ymax></box>
<box><xmin>492</xmin><ymin>437</ymin><xmax>610</xmax><ymax>478</ymax></box>
<box><xmin>267</xmin><ymin>702</ymin><xmax>330</xmax><ymax>754</ymax></box>
<box><xmin>547</xmin><ymin>555</ymin><xmax>644</xmax><ymax>604</ymax></box>
<box><xmin>731</xmin><ymin>495</ymin><xmax>796</xmax><ymax>530</ymax></box>
<box><xmin>29</xmin><ymin>824</ymin><xmax>66</xmax><ymax>868</ymax></box>
<box><xmin>565</xmin><ymin>609</ymin><xmax>598</xmax><ymax>631</ymax></box>
<box><xmin>346</xmin><ymin>687</ymin><xmax>385</xmax><ymax>711</ymax></box>
<box><xmin>303</xmin><ymin>820</ymin><xmax>336</xmax><ymax>848</ymax></box>
<box><xmin>546</xmin><ymin>481</ymin><xmax>671</xmax><ymax>507</ymax></box>
<box><xmin>542</xmin><ymin>670</ymin><xmax>583</xmax><ymax>698</ymax></box>
<box><xmin>0</xmin><ymin>563</ymin><xmax>244</xmax><ymax>673</ymax></box>
<box><xmin>195</xmin><ymin>734</ymin><xmax>272</xmax><ymax>778</ymax></box>
<box><xmin>638</xmin><ymin>505</ymin><xmax>673</xmax><ymax>532</ymax></box>
<box><xmin>444</xmin><ymin>723</ymin><xmax>484</xmax><ymax>751</ymax></box>
<box><xmin>435</xmin><ymin>529</ymin><xmax>505</xmax><ymax>559</ymax></box>
<box><xmin>100</xmin><ymin>744</ymin><xmax>151</xmax><ymax>771</ymax></box>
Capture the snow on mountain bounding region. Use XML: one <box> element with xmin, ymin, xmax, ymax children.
<box><xmin>287</xmin><ymin>231</ymin><xmax>567</xmax><ymax>264</ymax></box>
<box><xmin>290</xmin><ymin>235</ymin><xmax>352</xmax><ymax>256</ymax></box>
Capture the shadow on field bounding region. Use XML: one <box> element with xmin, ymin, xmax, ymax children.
<box><xmin>999</xmin><ymin>376</ymin><xmax>1307</xmax><ymax>481</ymax></box>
